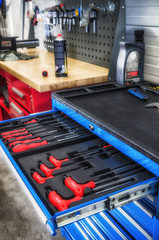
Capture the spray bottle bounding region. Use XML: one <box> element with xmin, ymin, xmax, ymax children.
<box><xmin>116</xmin><ymin>30</ymin><xmax>145</xmax><ymax>85</ymax></box>
<box><xmin>54</xmin><ymin>34</ymin><xmax>68</xmax><ymax>77</ymax></box>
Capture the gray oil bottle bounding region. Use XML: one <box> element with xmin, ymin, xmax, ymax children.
<box><xmin>116</xmin><ymin>30</ymin><xmax>145</xmax><ymax>85</ymax></box>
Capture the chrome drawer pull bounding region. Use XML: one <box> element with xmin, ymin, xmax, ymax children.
<box><xmin>10</xmin><ymin>102</ymin><xmax>23</xmax><ymax>116</ymax></box>
<box><xmin>12</xmin><ymin>87</ymin><xmax>24</xmax><ymax>98</ymax></box>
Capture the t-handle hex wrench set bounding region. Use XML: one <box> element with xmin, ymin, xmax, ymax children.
<box><xmin>0</xmin><ymin>110</ymin><xmax>156</xmax><ymax>229</ymax></box>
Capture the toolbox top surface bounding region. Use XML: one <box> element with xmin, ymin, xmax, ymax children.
<box><xmin>52</xmin><ymin>83</ymin><xmax>159</xmax><ymax>164</ymax></box>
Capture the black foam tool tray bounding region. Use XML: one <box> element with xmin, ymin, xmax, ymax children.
<box><xmin>0</xmin><ymin>110</ymin><xmax>155</xmax><ymax>215</ymax></box>
<box><xmin>52</xmin><ymin>82</ymin><xmax>159</xmax><ymax>164</ymax></box>
<box><xmin>0</xmin><ymin>111</ymin><xmax>95</xmax><ymax>158</ymax></box>
<box><xmin>17</xmin><ymin>138</ymin><xmax>154</xmax><ymax>215</ymax></box>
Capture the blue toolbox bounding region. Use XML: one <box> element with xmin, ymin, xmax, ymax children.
<box><xmin>0</xmin><ymin>82</ymin><xmax>159</xmax><ymax>239</ymax></box>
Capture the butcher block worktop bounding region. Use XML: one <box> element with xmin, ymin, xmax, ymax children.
<box><xmin>0</xmin><ymin>48</ymin><xmax>109</xmax><ymax>93</ymax></box>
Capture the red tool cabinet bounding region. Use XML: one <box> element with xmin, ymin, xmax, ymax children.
<box><xmin>0</xmin><ymin>68</ymin><xmax>52</xmax><ymax>120</ymax></box>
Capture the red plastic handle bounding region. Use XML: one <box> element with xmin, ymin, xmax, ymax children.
<box><xmin>49</xmin><ymin>156</ymin><xmax>69</xmax><ymax>168</ymax></box>
<box><xmin>32</xmin><ymin>172</ymin><xmax>53</xmax><ymax>184</ymax></box>
<box><xmin>2</xmin><ymin>131</ymin><xmax>29</xmax><ymax>139</ymax></box>
<box><xmin>48</xmin><ymin>191</ymin><xmax>81</xmax><ymax>211</ymax></box>
<box><xmin>24</xmin><ymin>119</ymin><xmax>37</xmax><ymax>124</ymax></box>
<box><xmin>1</xmin><ymin>128</ymin><xmax>26</xmax><ymax>136</ymax></box>
<box><xmin>65</xmin><ymin>177</ymin><xmax>96</xmax><ymax>197</ymax></box>
<box><xmin>5</xmin><ymin>134</ymin><xmax>33</xmax><ymax>142</ymax></box>
<box><xmin>12</xmin><ymin>140</ymin><xmax>48</xmax><ymax>153</ymax></box>
<box><xmin>103</xmin><ymin>144</ymin><xmax>111</xmax><ymax>148</ymax></box>
<box><xmin>40</xmin><ymin>164</ymin><xmax>60</xmax><ymax>177</ymax></box>
<box><xmin>9</xmin><ymin>137</ymin><xmax>42</xmax><ymax>147</ymax></box>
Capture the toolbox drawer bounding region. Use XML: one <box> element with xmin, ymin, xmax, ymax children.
<box><xmin>7</xmin><ymin>76</ymin><xmax>32</xmax><ymax>113</ymax></box>
<box><xmin>9</xmin><ymin>97</ymin><xmax>29</xmax><ymax>118</ymax></box>
<box><xmin>0</xmin><ymin>111</ymin><xmax>158</xmax><ymax>236</ymax></box>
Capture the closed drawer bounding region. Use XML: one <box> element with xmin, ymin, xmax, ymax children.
<box><xmin>7</xmin><ymin>79</ymin><xmax>32</xmax><ymax>113</ymax></box>
<box><xmin>9</xmin><ymin>97</ymin><xmax>29</xmax><ymax>118</ymax></box>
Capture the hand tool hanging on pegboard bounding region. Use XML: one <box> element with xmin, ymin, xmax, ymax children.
<box><xmin>24</xmin><ymin>0</ymin><xmax>37</xmax><ymax>39</ymax></box>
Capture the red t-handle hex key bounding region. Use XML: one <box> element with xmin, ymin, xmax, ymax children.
<box><xmin>65</xmin><ymin>177</ymin><xmax>96</xmax><ymax>197</ymax></box>
<box><xmin>48</xmin><ymin>190</ymin><xmax>81</xmax><ymax>211</ymax></box>
<box><xmin>32</xmin><ymin>171</ymin><xmax>54</xmax><ymax>184</ymax></box>
<box><xmin>39</xmin><ymin>162</ymin><xmax>60</xmax><ymax>177</ymax></box>
<box><xmin>49</xmin><ymin>155</ymin><xmax>69</xmax><ymax>168</ymax></box>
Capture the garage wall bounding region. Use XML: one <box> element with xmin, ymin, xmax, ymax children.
<box><xmin>126</xmin><ymin>0</ymin><xmax>159</xmax><ymax>84</ymax></box>
<box><xmin>0</xmin><ymin>0</ymin><xmax>30</xmax><ymax>39</ymax></box>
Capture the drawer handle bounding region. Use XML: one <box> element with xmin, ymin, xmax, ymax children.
<box><xmin>12</xmin><ymin>87</ymin><xmax>24</xmax><ymax>98</ymax></box>
<box><xmin>10</xmin><ymin>102</ymin><xmax>23</xmax><ymax>116</ymax></box>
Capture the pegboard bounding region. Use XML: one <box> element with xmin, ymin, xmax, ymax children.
<box><xmin>33</xmin><ymin>0</ymin><xmax>120</xmax><ymax>68</ymax></box>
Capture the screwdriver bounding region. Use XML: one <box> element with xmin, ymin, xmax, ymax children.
<box><xmin>12</xmin><ymin>140</ymin><xmax>48</xmax><ymax>153</ymax></box>
<box><xmin>2</xmin><ymin>130</ymin><xmax>30</xmax><ymax>139</ymax></box>
<box><xmin>5</xmin><ymin>134</ymin><xmax>33</xmax><ymax>143</ymax></box>
<box><xmin>11</xmin><ymin>128</ymin><xmax>92</xmax><ymax>153</ymax></box>
<box><xmin>0</xmin><ymin>113</ymin><xmax>67</xmax><ymax>133</ymax></box>
<box><xmin>2</xmin><ymin>118</ymin><xmax>72</xmax><ymax>142</ymax></box>
<box><xmin>1</xmin><ymin>124</ymin><xmax>46</xmax><ymax>138</ymax></box>
<box><xmin>24</xmin><ymin>119</ymin><xmax>37</xmax><ymax>124</ymax></box>
<box><xmin>48</xmin><ymin>190</ymin><xmax>81</xmax><ymax>211</ymax></box>
<box><xmin>9</xmin><ymin>137</ymin><xmax>42</xmax><ymax>147</ymax></box>
<box><xmin>1</xmin><ymin>128</ymin><xmax>29</xmax><ymax>136</ymax></box>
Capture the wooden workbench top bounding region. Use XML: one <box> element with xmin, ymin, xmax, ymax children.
<box><xmin>0</xmin><ymin>49</ymin><xmax>108</xmax><ymax>93</ymax></box>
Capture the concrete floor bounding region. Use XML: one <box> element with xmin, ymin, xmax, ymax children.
<box><xmin>0</xmin><ymin>155</ymin><xmax>65</xmax><ymax>240</ymax></box>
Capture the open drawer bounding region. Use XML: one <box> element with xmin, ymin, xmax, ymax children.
<box><xmin>0</xmin><ymin>110</ymin><xmax>158</xmax><ymax>236</ymax></box>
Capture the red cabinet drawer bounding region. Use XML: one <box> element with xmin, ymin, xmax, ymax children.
<box><xmin>9</xmin><ymin>97</ymin><xmax>29</xmax><ymax>118</ymax></box>
<box><xmin>7</xmin><ymin>76</ymin><xmax>32</xmax><ymax>113</ymax></box>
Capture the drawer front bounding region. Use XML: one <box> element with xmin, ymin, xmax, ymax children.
<box><xmin>9</xmin><ymin>97</ymin><xmax>29</xmax><ymax>118</ymax></box>
<box><xmin>7</xmin><ymin>76</ymin><xmax>32</xmax><ymax>113</ymax></box>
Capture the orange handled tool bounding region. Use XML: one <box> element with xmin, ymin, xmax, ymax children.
<box><xmin>48</xmin><ymin>191</ymin><xmax>81</xmax><ymax>211</ymax></box>
<box><xmin>65</xmin><ymin>177</ymin><xmax>95</xmax><ymax>197</ymax></box>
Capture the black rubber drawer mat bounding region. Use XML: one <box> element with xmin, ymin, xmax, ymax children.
<box><xmin>52</xmin><ymin>82</ymin><xmax>159</xmax><ymax>164</ymax></box>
